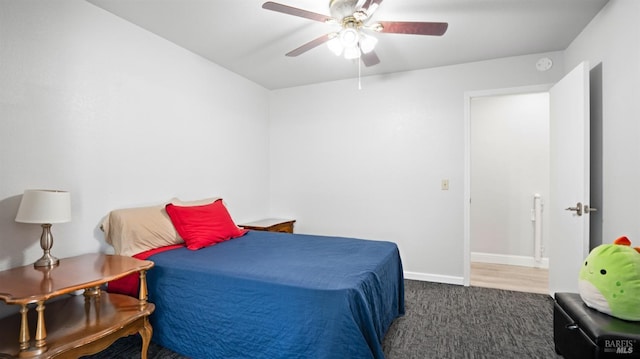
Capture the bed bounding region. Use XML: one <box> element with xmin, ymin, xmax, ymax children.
<box><xmin>102</xmin><ymin>199</ymin><xmax>405</xmax><ymax>359</ymax></box>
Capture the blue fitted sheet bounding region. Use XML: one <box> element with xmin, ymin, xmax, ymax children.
<box><xmin>146</xmin><ymin>230</ymin><xmax>404</xmax><ymax>359</ymax></box>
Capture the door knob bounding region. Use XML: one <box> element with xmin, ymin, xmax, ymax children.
<box><xmin>565</xmin><ymin>202</ymin><xmax>583</xmax><ymax>216</ymax></box>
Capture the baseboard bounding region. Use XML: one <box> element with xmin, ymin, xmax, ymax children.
<box><xmin>403</xmin><ymin>254</ymin><xmax>547</xmax><ymax>285</ymax></box>
<box><xmin>404</xmin><ymin>271</ymin><xmax>464</xmax><ymax>285</ymax></box>
<box><xmin>471</xmin><ymin>252</ymin><xmax>549</xmax><ymax>269</ymax></box>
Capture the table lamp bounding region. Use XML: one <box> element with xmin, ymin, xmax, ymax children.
<box><xmin>15</xmin><ymin>189</ymin><xmax>71</xmax><ymax>267</ymax></box>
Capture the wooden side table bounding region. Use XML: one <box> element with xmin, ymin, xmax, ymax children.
<box><xmin>0</xmin><ymin>253</ymin><xmax>155</xmax><ymax>359</ymax></box>
<box><xmin>239</xmin><ymin>218</ymin><xmax>296</xmax><ymax>233</ymax></box>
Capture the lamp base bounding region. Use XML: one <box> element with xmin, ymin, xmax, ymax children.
<box><xmin>34</xmin><ymin>223</ymin><xmax>59</xmax><ymax>268</ymax></box>
<box><xmin>34</xmin><ymin>253</ymin><xmax>59</xmax><ymax>268</ymax></box>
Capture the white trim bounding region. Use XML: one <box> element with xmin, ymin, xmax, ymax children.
<box><xmin>471</xmin><ymin>252</ymin><xmax>549</xmax><ymax>269</ymax></box>
<box><xmin>465</xmin><ymin>84</ymin><xmax>553</xmax><ymax>98</ymax></box>
<box><xmin>404</xmin><ymin>271</ymin><xmax>464</xmax><ymax>286</ymax></box>
<box><xmin>463</xmin><ymin>84</ymin><xmax>554</xmax><ymax>286</ymax></box>
<box><xmin>464</xmin><ymin>93</ymin><xmax>471</xmax><ymax>286</ymax></box>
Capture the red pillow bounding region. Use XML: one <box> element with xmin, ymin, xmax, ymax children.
<box><xmin>165</xmin><ymin>199</ymin><xmax>248</xmax><ymax>250</ymax></box>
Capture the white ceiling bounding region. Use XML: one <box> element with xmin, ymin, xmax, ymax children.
<box><xmin>86</xmin><ymin>0</ymin><xmax>609</xmax><ymax>90</ymax></box>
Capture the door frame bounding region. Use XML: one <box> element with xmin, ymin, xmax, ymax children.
<box><xmin>463</xmin><ymin>84</ymin><xmax>553</xmax><ymax>286</ymax></box>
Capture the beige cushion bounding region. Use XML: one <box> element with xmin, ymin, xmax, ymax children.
<box><xmin>102</xmin><ymin>205</ymin><xmax>182</xmax><ymax>256</ymax></box>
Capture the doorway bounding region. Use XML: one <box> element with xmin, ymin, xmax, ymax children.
<box><xmin>464</xmin><ymin>63</ymin><xmax>603</xmax><ymax>294</ymax></box>
<box><xmin>463</xmin><ymin>85</ymin><xmax>552</xmax><ymax>292</ymax></box>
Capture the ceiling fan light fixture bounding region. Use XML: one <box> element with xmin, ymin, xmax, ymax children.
<box><xmin>327</xmin><ymin>37</ymin><xmax>343</xmax><ymax>56</ymax></box>
<box><xmin>344</xmin><ymin>46</ymin><xmax>361</xmax><ymax>60</ymax></box>
<box><xmin>359</xmin><ymin>33</ymin><xmax>378</xmax><ymax>54</ymax></box>
<box><xmin>339</xmin><ymin>28</ymin><xmax>359</xmax><ymax>48</ymax></box>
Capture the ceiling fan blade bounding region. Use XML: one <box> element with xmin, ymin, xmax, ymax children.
<box><xmin>286</xmin><ymin>34</ymin><xmax>332</xmax><ymax>57</ymax></box>
<box><xmin>262</xmin><ymin>2</ymin><xmax>333</xmax><ymax>23</ymax></box>
<box><xmin>361</xmin><ymin>0</ymin><xmax>384</xmax><ymax>14</ymax></box>
<box><xmin>376</xmin><ymin>21</ymin><xmax>448</xmax><ymax>36</ymax></box>
<box><xmin>361</xmin><ymin>50</ymin><xmax>380</xmax><ymax>67</ymax></box>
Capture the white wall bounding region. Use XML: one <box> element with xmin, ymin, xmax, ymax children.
<box><xmin>470</xmin><ymin>93</ymin><xmax>550</xmax><ymax>265</ymax></box>
<box><xmin>564</xmin><ymin>0</ymin><xmax>640</xmax><ymax>244</ymax></box>
<box><xmin>269</xmin><ymin>53</ymin><xmax>564</xmax><ymax>283</ymax></box>
<box><xmin>0</xmin><ymin>0</ymin><xmax>270</xmax><ymax>271</ymax></box>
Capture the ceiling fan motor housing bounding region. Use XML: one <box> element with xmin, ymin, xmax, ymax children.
<box><xmin>329</xmin><ymin>0</ymin><xmax>359</xmax><ymax>19</ymax></box>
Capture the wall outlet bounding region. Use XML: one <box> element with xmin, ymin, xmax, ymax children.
<box><xmin>441</xmin><ymin>179</ymin><xmax>449</xmax><ymax>190</ymax></box>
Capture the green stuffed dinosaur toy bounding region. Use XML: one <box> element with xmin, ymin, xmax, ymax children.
<box><xmin>579</xmin><ymin>236</ymin><xmax>640</xmax><ymax>321</ymax></box>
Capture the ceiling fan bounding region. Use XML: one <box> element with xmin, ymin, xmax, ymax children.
<box><xmin>262</xmin><ymin>0</ymin><xmax>448</xmax><ymax>67</ymax></box>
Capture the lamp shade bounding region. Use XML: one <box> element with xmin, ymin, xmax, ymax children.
<box><xmin>15</xmin><ymin>190</ymin><xmax>71</xmax><ymax>224</ymax></box>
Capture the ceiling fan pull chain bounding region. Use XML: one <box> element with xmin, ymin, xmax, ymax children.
<box><xmin>358</xmin><ymin>56</ymin><xmax>362</xmax><ymax>90</ymax></box>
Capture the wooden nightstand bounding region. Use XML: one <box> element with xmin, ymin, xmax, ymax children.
<box><xmin>239</xmin><ymin>218</ymin><xmax>296</xmax><ymax>233</ymax></box>
<box><xmin>0</xmin><ymin>253</ymin><xmax>154</xmax><ymax>359</ymax></box>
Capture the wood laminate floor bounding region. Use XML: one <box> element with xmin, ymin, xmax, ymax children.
<box><xmin>470</xmin><ymin>262</ymin><xmax>549</xmax><ymax>295</ymax></box>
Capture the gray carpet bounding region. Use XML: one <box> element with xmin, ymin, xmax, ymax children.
<box><xmin>83</xmin><ymin>280</ymin><xmax>561</xmax><ymax>359</ymax></box>
<box><xmin>382</xmin><ymin>280</ymin><xmax>560</xmax><ymax>358</ymax></box>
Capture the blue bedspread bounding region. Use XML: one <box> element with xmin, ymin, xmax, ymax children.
<box><xmin>146</xmin><ymin>230</ymin><xmax>404</xmax><ymax>359</ymax></box>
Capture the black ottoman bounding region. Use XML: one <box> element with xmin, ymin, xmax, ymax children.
<box><xmin>554</xmin><ymin>292</ymin><xmax>640</xmax><ymax>358</ymax></box>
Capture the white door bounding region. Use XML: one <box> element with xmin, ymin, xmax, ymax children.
<box><xmin>548</xmin><ymin>61</ymin><xmax>591</xmax><ymax>295</ymax></box>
